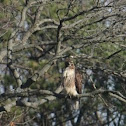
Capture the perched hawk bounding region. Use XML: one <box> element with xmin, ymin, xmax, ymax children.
<box><xmin>63</xmin><ymin>60</ymin><xmax>82</xmax><ymax>109</ymax></box>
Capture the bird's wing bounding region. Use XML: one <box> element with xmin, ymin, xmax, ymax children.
<box><xmin>75</xmin><ymin>69</ymin><xmax>82</xmax><ymax>94</ymax></box>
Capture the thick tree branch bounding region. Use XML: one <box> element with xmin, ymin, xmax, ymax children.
<box><xmin>0</xmin><ymin>88</ymin><xmax>126</xmax><ymax>112</ymax></box>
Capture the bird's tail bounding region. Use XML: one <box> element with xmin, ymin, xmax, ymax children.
<box><xmin>67</xmin><ymin>98</ymin><xmax>80</xmax><ymax>110</ymax></box>
<box><xmin>72</xmin><ymin>100</ymin><xmax>79</xmax><ymax>110</ymax></box>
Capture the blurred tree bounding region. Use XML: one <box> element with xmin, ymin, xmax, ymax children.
<box><xmin>0</xmin><ymin>0</ymin><xmax>126</xmax><ymax>125</ymax></box>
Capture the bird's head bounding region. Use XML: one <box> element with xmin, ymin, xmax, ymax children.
<box><xmin>65</xmin><ymin>55</ymin><xmax>75</xmax><ymax>68</ymax></box>
<box><xmin>69</xmin><ymin>61</ymin><xmax>75</xmax><ymax>69</ymax></box>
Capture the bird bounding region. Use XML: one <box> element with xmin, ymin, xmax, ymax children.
<box><xmin>63</xmin><ymin>59</ymin><xmax>82</xmax><ymax>109</ymax></box>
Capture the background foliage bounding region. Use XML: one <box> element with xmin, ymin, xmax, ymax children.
<box><xmin>0</xmin><ymin>0</ymin><xmax>126</xmax><ymax>125</ymax></box>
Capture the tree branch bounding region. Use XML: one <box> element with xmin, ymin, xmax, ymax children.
<box><xmin>0</xmin><ymin>88</ymin><xmax>126</xmax><ymax>112</ymax></box>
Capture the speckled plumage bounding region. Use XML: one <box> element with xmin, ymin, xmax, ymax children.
<box><xmin>63</xmin><ymin>61</ymin><xmax>82</xmax><ymax>109</ymax></box>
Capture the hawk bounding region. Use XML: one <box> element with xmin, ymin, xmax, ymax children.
<box><xmin>63</xmin><ymin>60</ymin><xmax>82</xmax><ymax>109</ymax></box>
